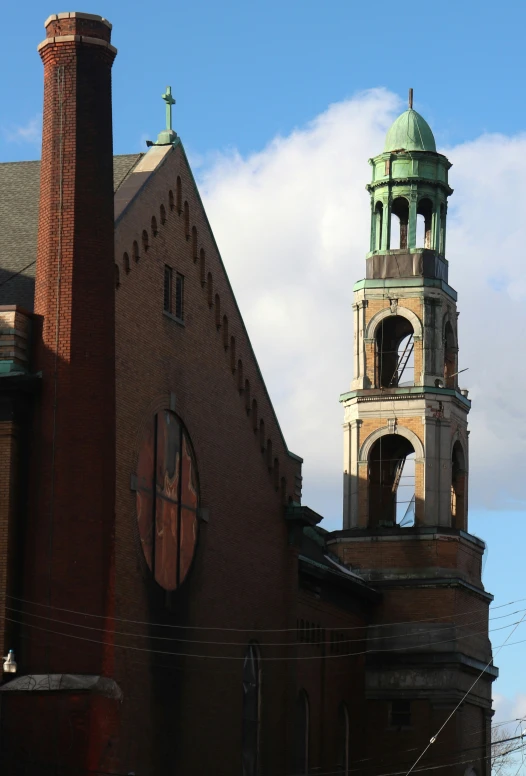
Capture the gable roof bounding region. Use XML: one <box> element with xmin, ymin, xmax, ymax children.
<box><xmin>0</xmin><ymin>154</ymin><xmax>142</xmax><ymax>310</ymax></box>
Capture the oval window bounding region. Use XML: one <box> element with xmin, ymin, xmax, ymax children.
<box><xmin>136</xmin><ymin>410</ymin><xmax>199</xmax><ymax>590</ymax></box>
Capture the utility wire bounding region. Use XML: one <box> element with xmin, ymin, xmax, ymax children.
<box><xmin>7</xmin><ymin>592</ymin><xmax>523</xmax><ymax>632</ymax></box>
<box><xmin>4</xmin><ymin>613</ymin><xmax>517</xmax><ymax>662</ymax></box>
<box><xmin>403</xmin><ymin>610</ymin><xmax>526</xmax><ymax>776</ymax></box>
<box><xmin>5</xmin><ymin>603</ymin><xmax>523</xmax><ymax>648</ymax></box>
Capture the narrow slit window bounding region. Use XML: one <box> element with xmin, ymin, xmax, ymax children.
<box><xmin>164</xmin><ymin>266</ymin><xmax>173</xmax><ymax>313</ymax></box>
<box><xmin>175</xmin><ymin>272</ymin><xmax>184</xmax><ymax>321</ymax></box>
<box><xmin>390</xmin><ymin>700</ymin><xmax>411</xmax><ymax>728</ymax></box>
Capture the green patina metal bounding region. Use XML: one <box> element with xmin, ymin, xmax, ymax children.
<box><xmin>384</xmin><ymin>109</ymin><xmax>436</xmax><ymax>153</ymax></box>
<box><xmin>338</xmin><ymin>385</ymin><xmax>471</xmax><ymax>408</ymax></box>
<box><xmin>154</xmin><ymin>85</ymin><xmax>178</xmax><ymax>146</ymax></box>
<box><xmin>366</xmin><ymin>103</ymin><xmax>453</xmax><ymax>258</ymax></box>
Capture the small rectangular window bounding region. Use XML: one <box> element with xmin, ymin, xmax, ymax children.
<box><xmin>164</xmin><ymin>266</ymin><xmax>172</xmax><ymax>313</ymax></box>
<box><xmin>390</xmin><ymin>700</ymin><xmax>411</xmax><ymax>728</ymax></box>
<box><xmin>175</xmin><ymin>272</ymin><xmax>184</xmax><ymax>321</ymax></box>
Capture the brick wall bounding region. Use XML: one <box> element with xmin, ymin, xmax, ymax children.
<box><xmin>112</xmin><ymin>143</ymin><xmax>303</xmax><ymax>775</ymax></box>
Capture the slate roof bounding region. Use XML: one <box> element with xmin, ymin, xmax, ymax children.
<box><xmin>0</xmin><ymin>153</ymin><xmax>142</xmax><ymax>310</ymax></box>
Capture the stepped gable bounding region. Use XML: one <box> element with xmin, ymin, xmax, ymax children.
<box><xmin>0</xmin><ymin>154</ymin><xmax>142</xmax><ymax>309</ymax></box>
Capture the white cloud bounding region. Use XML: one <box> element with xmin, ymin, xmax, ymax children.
<box><xmin>198</xmin><ymin>88</ymin><xmax>526</xmax><ymax>526</ymax></box>
<box><xmin>2</xmin><ymin>114</ymin><xmax>42</xmax><ymax>145</ymax></box>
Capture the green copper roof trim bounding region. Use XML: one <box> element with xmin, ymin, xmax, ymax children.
<box><xmin>339</xmin><ymin>385</ymin><xmax>471</xmax><ymax>408</ymax></box>
<box><xmin>353</xmin><ymin>277</ymin><xmax>457</xmax><ymax>301</ymax></box>
<box><xmin>384</xmin><ymin>109</ymin><xmax>436</xmax><ymax>153</ymax></box>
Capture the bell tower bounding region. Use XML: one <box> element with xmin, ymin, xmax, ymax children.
<box><xmin>329</xmin><ymin>95</ymin><xmax>495</xmax><ymax>776</ymax></box>
<box><xmin>342</xmin><ymin>96</ymin><xmax>468</xmax><ymax>531</ymax></box>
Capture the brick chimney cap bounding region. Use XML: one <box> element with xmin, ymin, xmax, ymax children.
<box><xmin>44</xmin><ymin>12</ymin><xmax>112</xmax><ymax>30</ymax></box>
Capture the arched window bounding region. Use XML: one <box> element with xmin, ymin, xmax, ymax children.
<box><xmin>244</xmin><ymin>379</ymin><xmax>251</xmax><ymax>410</ymax></box>
<box><xmin>160</xmin><ymin>203</ymin><xmax>166</xmax><ymax>225</ymax></box>
<box><xmin>237</xmin><ymin>360</ymin><xmax>244</xmax><ymax>390</ymax></box>
<box><xmin>451</xmin><ymin>441</ymin><xmax>467</xmax><ymax>530</ymax></box>
<box><xmin>368</xmin><ymin>434</ymin><xmax>416</xmax><ymax>528</ymax></box>
<box><xmin>123</xmin><ymin>252</ymin><xmax>130</xmax><ymax>274</ymax></box>
<box><xmin>114</xmin><ymin>264</ymin><xmax>120</xmax><ymax>288</ymax></box>
<box><xmin>230</xmin><ymin>337</ymin><xmax>236</xmax><ymax>371</ymax></box>
<box><xmin>222</xmin><ymin>316</ymin><xmax>229</xmax><ymax>349</ymax></box>
<box><xmin>374</xmin><ymin>201</ymin><xmax>383</xmax><ymax>251</ymax></box>
<box><xmin>142</xmin><ymin>229</ymin><xmax>149</xmax><ymax>253</ymax></box>
<box><xmin>376</xmin><ymin>315</ymin><xmax>414</xmax><ymax>388</ymax></box>
<box><xmin>192</xmin><ymin>226</ymin><xmax>198</xmax><ymax>261</ymax></box>
<box><xmin>215</xmin><ymin>294</ymin><xmax>221</xmax><ymax>328</ymax></box>
<box><xmin>242</xmin><ymin>642</ymin><xmax>261</xmax><ymax>776</ymax></box>
<box><xmin>444</xmin><ymin>321</ymin><xmax>457</xmax><ymax>388</ymax></box>
<box><xmin>199</xmin><ymin>248</ymin><xmax>206</xmax><ymax>286</ymax></box>
<box><xmin>273</xmin><ymin>458</ymin><xmax>279</xmax><ymax>490</ymax></box>
<box><xmin>416</xmin><ymin>198</ymin><xmax>433</xmax><ymax>249</ymax></box>
<box><xmin>294</xmin><ymin>691</ymin><xmax>309</xmax><ymax>775</ymax></box>
<box><xmin>151</xmin><ymin>215</ymin><xmax>158</xmax><ymax>237</ymax></box>
<box><xmin>135</xmin><ymin>410</ymin><xmax>199</xmax><ymax>590</ymax></box>
<box><xmin>133</xmin><ymin>240</ymin><xmax>140</xmax><ymax>263</ymax></box>
<box><xmin>184</xmin><ymin>201</ymin><xmax>190</xmax><ymax>239</ymax></box>
<box><xmin>259</xmin><ymin>419</ymin><xmax>265</xmax><ymax>451</ymax></box>
<box><xmin>266</xmin><ymin>439</ymin><xmax>272</xmax><ymax>470</ymax></box>
<box><xmin>207</xmin><ymin>273</ymin><xmax>214</xmax><ymax>307</ymax></box>
<box><xmin>176</xmin><ymin>176</ymin><xmax>182</xmax><ymax>213</ymax></box>
<box><xmin>252</xmin><ymin>399</ymin><xmax>258</xmax><ymax>431</ymax></box>
<box><xmin>168</xmin><ymin>189</ymin><xmax>175</xmax><ymax>212</ymax></box>
<box><xmin>337</xmin><ymin>703</ymin><xmax>350</xmax><ymax>776</ymax></box>
<box><xmin>390</xmin><ymin>197</ymin><xmax>409</xmax><ymax>250</ymax></box>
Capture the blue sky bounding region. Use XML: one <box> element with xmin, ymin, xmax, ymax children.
<box><xmin>2</xmin><ymin>0</ymin><xmax>525</xmax><ymax>161</ymax></box>
<box><xmin>1</xmin><ymin>0</ymin><xmax>525</xmax><ymax>725</ymax></box>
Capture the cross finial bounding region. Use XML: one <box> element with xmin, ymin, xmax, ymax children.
<box><xmin>409</xmin><ymin>87</ymin><xmax>414</xmax><ymax>110</ymax></box>
<box><xmin>162</xmin><ymin>86</ymin><xmax>176</xmax><ymax>131</ymax></box>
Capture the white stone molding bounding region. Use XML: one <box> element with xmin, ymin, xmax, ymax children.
<box><xmin>365</xmin><ymin>305</ymin><xmax>423</xmax><ymax>341</ymax></box>
<box><xmin>359</xmin><ymin>424</ymin><xmax>425</xmax><ymax>462</ymax></box>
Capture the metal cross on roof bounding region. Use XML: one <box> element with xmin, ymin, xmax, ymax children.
<box><xmin>162</xmin><ymin>86</ymin><xmax>176</xmax><ymax>132</ymax></box>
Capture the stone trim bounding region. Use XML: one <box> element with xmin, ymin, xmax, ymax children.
<box><xmin>44</xmin><ymin>12</ymin><xmax>112</xmax><ymax>29</ymax></box>
<box><xmin>37</xmin><ymin>35</ymin><xmax>118</xmax><ymax>55</ymax></box>
<box><xmin>358</xmin><ymin>423</ymin><xmax>425</xmax><ymax>462</ymax></box>
<box><xmin>365</xmin><ymin>304</ymin><xmax>423</xmax><ymax>340</ymax></box>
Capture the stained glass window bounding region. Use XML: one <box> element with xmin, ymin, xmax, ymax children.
<box><xmin>136</xmin><ymin>411</ymin><xmax>199</xmax><ymax>590</ymax></box>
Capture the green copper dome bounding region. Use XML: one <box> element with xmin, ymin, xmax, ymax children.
<box><xmin>384</xmin><ymin>109</ymin><xmax>436</xmax><ymax>153</ymax></box>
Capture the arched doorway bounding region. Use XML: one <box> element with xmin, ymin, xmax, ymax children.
<box><xmin>368</xmin><ymin>434</ymin><xmax>416</xmax><ymax>527</ymax></box>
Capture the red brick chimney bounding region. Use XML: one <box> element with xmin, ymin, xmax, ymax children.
<box><xmin>24</xmin><ymin>12</ymin><xmax>117</xmax><ymax>677</ymax></box>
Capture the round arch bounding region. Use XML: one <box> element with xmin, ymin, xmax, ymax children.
<box><xmin>366</xmin><ymin>306</ymin><xmax>423</xmax><ymax>341</ymax></box>
<box><xmin>450</xmin><ymin>430</ymin><xmax>468</xmax><ymax>463</ymax></box>
<box><xmin>359</xmin><ymin>424</ymin><xmax>425</xmax><ymax>463</ymax></box>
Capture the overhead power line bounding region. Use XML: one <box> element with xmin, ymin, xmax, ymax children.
<box><xmin>7</xmin><ymin>593</ymin><xmax>524</xmax><ymax>634</ymax></box>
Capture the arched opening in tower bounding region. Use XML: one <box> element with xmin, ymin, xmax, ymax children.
<box><xmin>368</xmin><ymin>434</ymin><xmax>416</xmax><ymax>527</ymax></box>
<box><xmin>439</xmin><ymin>203</ymin><xmax>446</xmax><ymax>255</ymax></box>
<box><xmin>374</xmin><ymin>201</ymin><xmax>383</xmax><ymax>251</ymax></box>
<box><xmin>416</xmin><ymin>198</ymin><xmax>433</xmax><ymax>249</ymax></box>
<box><xmin>390</xmin><ymin>197</ymin><xmax>409</xmax><ymax>250</ymax></box>
<box><xmin>444</xmin><ymin>321</ymin><xmax>457</xmax><ymax>388</ymax></box>
<box><xmin>376</xmin><ymin>316</ymin><xmax>415</xmax><ymax>388</ymax></box>
<box><xmin>451</xmin><ymin>441</ymin><xmax>466</xmax><ymax>530</ymax></box>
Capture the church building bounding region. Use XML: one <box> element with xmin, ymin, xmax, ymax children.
<box><xmin>0</xmin><ymin>12</ymin><xmax>495</xmax><ymax>776</ymax></box>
